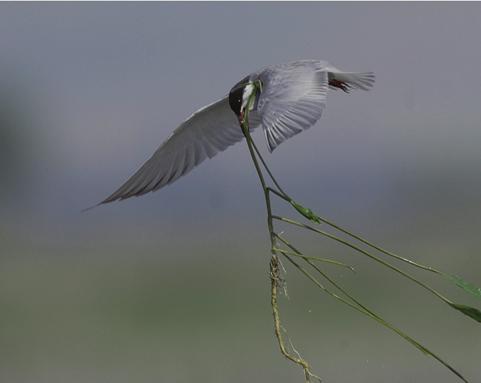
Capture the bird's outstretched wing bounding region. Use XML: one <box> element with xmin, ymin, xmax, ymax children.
<box><xmin>256</xmin><ymin>62</ymin><xmax>329</xmax><ymax>152</ymax></box>
<box><xmin>99</xmin><ymin>97</ymin><xmax>243</xmax><ymax>204</ymax></box>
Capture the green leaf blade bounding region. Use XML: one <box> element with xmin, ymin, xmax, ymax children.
<box><xmin>449</xmin><ymin>275</ymin><xmax>481</xmax><ymax>298</ymax></box>
<box><xmin>449</xmin><ymin>302</ymin><xmax>481</xmax><ymax>323</ymax></box>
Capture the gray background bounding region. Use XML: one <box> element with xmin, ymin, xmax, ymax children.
<box><xmin>1</xmin><ymin>3</ymin><xmax>480</xmax><ymax>383</ymax></box>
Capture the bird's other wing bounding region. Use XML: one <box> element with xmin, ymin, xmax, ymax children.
<box><xmin>99</xmin><ymin>96</ymin><xmax>244</xmax><ymax>205</ymax></box>
<box><xmin>256</xmin><ymin>62</ymin><xmax>329</xmax><ymax>152</ymax></box>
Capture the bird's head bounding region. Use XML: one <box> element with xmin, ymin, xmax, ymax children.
<box><xmin>229</xmin><ymin>77</ymin><xmax>262</xmax><ymax>125</ymax></box>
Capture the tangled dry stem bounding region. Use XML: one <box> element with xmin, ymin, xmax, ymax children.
<box><xmin>270</xmin><ymin>254</ymin><xmax>319</xmax><ymax>382</ymax></box>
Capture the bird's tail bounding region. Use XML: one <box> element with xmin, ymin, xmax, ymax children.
<box><xmin>328</xmin><ymin>71</ymin><xmax>375</xmax><ymax>92</ymax></box>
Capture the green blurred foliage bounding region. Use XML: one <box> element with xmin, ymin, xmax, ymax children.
<box><xmin>0</xmin><ymin>78</ymin><xmax>36</xmax><ymax>201</ymax></box>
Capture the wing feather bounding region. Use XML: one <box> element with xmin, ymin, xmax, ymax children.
<box><xmin>256</xmin><ymin>62</ymin><xmax>329</xmax><ymax>152</ymax></box>
<box><xmin>100</xmin><ymin>96</ymin><xmax>243</xmax><ymax>204</ymax></box>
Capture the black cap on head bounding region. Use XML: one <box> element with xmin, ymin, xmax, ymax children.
<box><xmin>228</xmin><ymin>75</ymin><xmax>250</xmax><ymax>118</ymax></box>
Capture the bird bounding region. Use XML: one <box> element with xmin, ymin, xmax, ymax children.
<box><xmin>97</xmin><ymin>60</ymin><xmax>374</xmax><ymax>206</ymax></box>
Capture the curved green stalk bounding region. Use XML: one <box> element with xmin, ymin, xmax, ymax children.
<box><xmin>275</xmin><ymin>234</ymin><xmax>468</xmax><ymax>383</ymax></box>
<box><xmin>241</xmin><ymin>83</ymin><xmax>318</xmax><ymax>381</ymax></box>
<box><xmin>273</xmin><ymin>215</ymin><xmax>481</xmax><ymax>323</ymax></box>
<box><xmin>239</xmin><ymin>81</ymin><xmax>477</xmax><ymax>382</ymax></box>
<box><xmin>252</xmin><ymin>139</ymin><xmax>480</xmax><ymax>301</ymax></box>
<box><xmin>274</xmin><ymin>216</ymin><xmax>451</xmax><ymax>302</ymax></box>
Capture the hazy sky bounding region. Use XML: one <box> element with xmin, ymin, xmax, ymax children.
<box><xmin>2</xmin><ymin>7</ymin><xmax>481</xmax><ymax>383</ymax></box>
<box><xmin>1</xmin><ymin>2</ymin><xmax>481</xmax><ymax>241</ymax></box>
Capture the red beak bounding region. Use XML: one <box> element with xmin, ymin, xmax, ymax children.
<box><xmin>238</xmin><ymin>110</ymin><xmax>245</xmax><ymax>125</ymax></box>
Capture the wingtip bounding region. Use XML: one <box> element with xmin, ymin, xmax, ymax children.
<box><xmin>81</xmin><ymin>203</ymin><xmax>101</xmax><ymax>213</ymax></box>
<box><xmin>81</xmin><ymin>197</ymin><xmax>115</xmax><ymax>213</ymax></box>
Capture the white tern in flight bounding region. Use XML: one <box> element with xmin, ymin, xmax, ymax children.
<box><xmin>98</xmin><ymin>60</ymin><xmax>374</xmax><ymax>206</ymax></box>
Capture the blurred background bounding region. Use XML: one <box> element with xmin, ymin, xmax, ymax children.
<box><xmin>1</xmin><ymin>3</ymin><xmax>480</xmax><ymax>383</ymax></box>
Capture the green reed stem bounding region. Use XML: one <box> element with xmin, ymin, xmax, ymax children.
<box><xmin>272</xmin><ymin>215</ymin><xmax>453</xmax><ymax>304</ymax></box>
<box><xmin>274</xmin><ymin>234</ymin><xmax>468</xmax><ymax>383</ymax></box>
<box><xmin>239</xmin><ymin>80</ymin><xmax>475</xmax><ymax>382</ymax></box>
